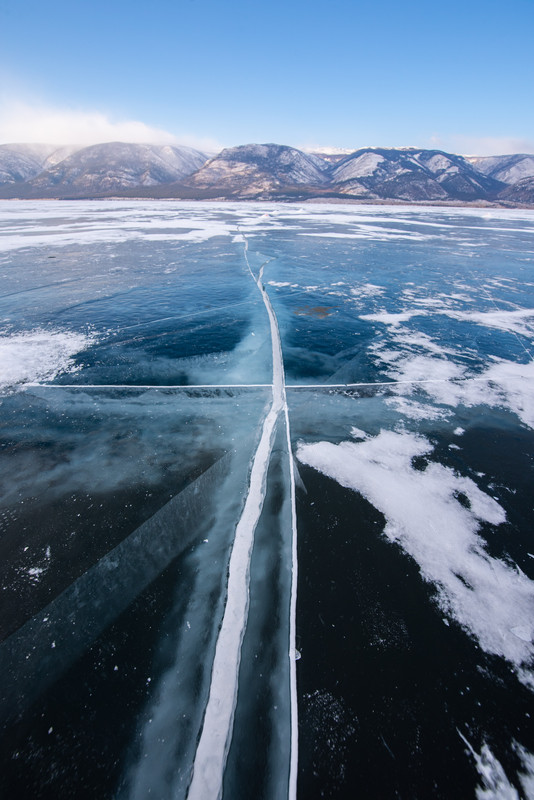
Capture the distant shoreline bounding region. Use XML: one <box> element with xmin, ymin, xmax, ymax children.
<box><xmin>0</xmin><ymin>195</ymin><xmax>533</xmax><ymax>210</ymax></box>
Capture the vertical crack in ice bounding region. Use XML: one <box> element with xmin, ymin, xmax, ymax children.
<box><xmin>285</xmin><ymin>402</ymin><xmax>299</xmax><ymax>800</ymax></box>
<box><xmin>187</xmin><ymin>233</ymin><xmax>298</xmax><ymax>799</ymax></box>
<box><xmin>186</xmin><ymin>401</ymin><xmax>278</xmax><ymax>800</ymax></box>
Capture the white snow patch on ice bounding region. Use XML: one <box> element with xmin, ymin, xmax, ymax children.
<box><xmin>360</xmin><ymin>311</ymin><xmax>426</xmax><ymax>327</ymax></box>
<box><xmin>299</xmin><ymin>228</ymin><xmax>428</xmax><ymax>242</ymax></box>
<box><xmin>384</xmin><ymin>353</ymin><xmax>464</xmax><ymax>385</ymax></box>
<box><xmin>350</xmin><ymin>283</ymin><xmax>384</xmax><ymax>299</ymax></box>
<box><xmin>0</xmin><ymin>329</ymin><xmax>94</xmax><ymax>388</ymax></box>
<box><xmin>409</xmin><ymin>359</ymin><xmax>534</xmax><ymax>430</ymax></box>
<box><xmin>385</xmin><ymin>328</ymin><xmax>455</xmax><ymax>357</ymax></box>
<box><xmin>385</xmin><ymin>396</ymin><xmax>450</xmax><ymax>421</ymax></box>
<box><xmin>297</xmin><ymin>430</ymin><xmax>534</xmax><ymax>675</ymax></box>
<box><xmin>442</xmin><ymin>308</ymin><xmax>534</xmax><ymax>340</ymax></box>
<box><xmin>350</xmin><ymin>426</ymin><xmax>369</xmax><ymax>440</ymax></box>
<box><xmin>516</xmin><ymin>744</ymin><xmax>534</xmax><ymax>798</ymax></box>
<box><xmin>459</xmin><ymin>733</ymin><xmax>520</xmax><ymax>800</ymax></box>
<box><xmin>371</xmin><ymin>328</ymin><xmax>534</xmax><ymax>429</ymax></box>
<box><xmin>460</xmin><ymin>733</ymin><xmax>534</xmax><ymax>800</ymax></box>
<box><xmin>477</xmin><ymin>360</ymin><xmax>534</xmax><ymax>428</ymax></box>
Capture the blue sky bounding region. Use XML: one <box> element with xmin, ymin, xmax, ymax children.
<box><xmin>0</xmin><ymin>0</ymin><xmax>533</xmax><ymax>154</ymax></box>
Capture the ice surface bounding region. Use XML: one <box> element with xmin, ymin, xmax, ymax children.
<box><xmin>0</xmin><ymin>450</ymin><xmax>241</xmax><ymax>724</ymax></box>
<box><xmin>297</xmin><ymin>430</ymin><xmax>534</xmax><ymax>673</ymax></box>
<box><xmin>369</xmin><ymin>318</ymin><xmax>534</xmax><ymax>429</ymax></box>
<box><xmin>187</xmin><ymin>234</ymin><xmax>297</xmax><ymax>800</ymax></box>
<box><xmin>378</xmin><ymin>351</ymin><xmax>465</xmax><ymax>384</ymax></box>
<box><xmin>397</xmin><ymin>358</ymin><xmax>534</xmax><ymax>430</ymax></box>
<box><xmin>0</xmin><ymin>389</ymin><xmax>256</xmax><ymax>507</ymax></box>
<box><xmin>1</xmin><ymin>200</ymin><xmax>534</xmax><ymax>798</ymax></box>
<box><xmin>121</xmin><ymin>433</ymin><xmax>263</xmax><ymax>800</ymax></box>
<box><xmin>188</xmin><ymin>400</ymin><xmax>280</xmax><ymax>799</ymax></box>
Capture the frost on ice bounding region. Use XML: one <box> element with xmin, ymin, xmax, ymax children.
<box><xmin>0</xmin><ymin>329</ymin><xmax>94</xmax><ymax>388</ymax></box>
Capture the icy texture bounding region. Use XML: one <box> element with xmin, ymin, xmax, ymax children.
<box><xmin>1</xmin><ymin>200</ymin><xmax>534</xmax><ymax>799</ymax></box>
<box><xmin>188</xmin><ymin>236</ymin><xmax>297</xmax><ymax>800</ymax></box>
<box><xmin>297</xmin><ymin>430</ymin><xmax>534</xmax><ymax>673</ymax></box>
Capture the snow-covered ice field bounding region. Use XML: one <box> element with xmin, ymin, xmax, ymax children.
<box><xmin>1</xmin><ymin>200</ymin><xmax>534</xmax><ymax>798</ymax></box>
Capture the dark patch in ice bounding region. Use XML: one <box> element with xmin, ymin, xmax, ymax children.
<box><xmin>293</xmin><ymin>306</ymin><xmax>338</xmax><ymax>319</ymax></box>
<box><xmin>412</xmin><ymin>454</ymin><xmax>429</xmax><ymax>472</ymax></box>
<box><xmin>454</xmin><ymin>490</ymin><xmax>472</xmax><ymax>510</ymax></box>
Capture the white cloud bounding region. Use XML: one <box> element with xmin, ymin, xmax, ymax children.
<box><xmin>0</xmin><ymin>100</ymin><xmax>222</xmax><ymax>151</ymax></box>
<box><xmin>428</xmin><ymin>134</ymin><xmax>534</xmax><ymax>157</ymax></box>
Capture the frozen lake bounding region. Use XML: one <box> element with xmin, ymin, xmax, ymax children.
<box><xmin>1</xmin><ymin>200</ymin><xmax>534</xmax><ymax>798</ymax></box>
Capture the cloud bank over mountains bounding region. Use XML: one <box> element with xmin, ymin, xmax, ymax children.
<box><xmin>430</xmin><ymin>134</ymin><xmax>534</xmax><ymax>158</ymax></box>
<box><xmin>0</xmin><ymin>101</ymin><xmax>222</xmax><ymax>152</ymax></box>
<box><xmin>0</xmin><ymin>99</ymin><xmax>533</xmax><ymax>159</ymax></box>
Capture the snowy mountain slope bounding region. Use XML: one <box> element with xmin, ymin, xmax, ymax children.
<box><xmin>0</xmin><ymin>144</ymin><xmax>84</xmax><ymax>185</ymax></box>
<box><xmin>498</xmin><ymin>176</ymin><xmax>534</xmax><ymax>204</ymax></box>
<box><xmin>186</xmin><ymin>143</ymin><xmax>330</xmax><ymax>195</ymax></box>
<box><xmin>467</xmin><ymin>154</ymin><xmax>534</xmax><ymax>185</ymax></box>
<box><xmin>330</xmin><ymin>148</ymin><xmax>504</xmax><ymax>201</ymax></box>
<box><xmin>27</xmin><ymin>142</ymin><xmax>209</xmax><ymax>194</ymax></box>
<box><xmin>0</xmin><ymin>141</ymin><xmax>532</xmax><ymax>205</ymax></box>
<box><xmin>0</xmin><ymin>144</ymin><xmax>59</xmax><ymax>184</ymax></box>
<box><xmin>42</xmin><ymin>145</ymin><xmax>80</xmax><ymax>169</ymax></box>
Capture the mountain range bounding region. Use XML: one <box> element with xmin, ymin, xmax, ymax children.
<box><xmin>1</xmin><ymin>141</ymin><xmax>534</xmax><ymax>206</ymax></box>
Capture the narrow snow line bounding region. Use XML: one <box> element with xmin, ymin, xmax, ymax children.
<box><xmin>240</xmin><ymin>228</ymin><xmax>283</xmax><ymax>409</ymax></box>
<box><xmin>243</xmin><ymin>240</ymin><xmax>299</xmax><ymax>798</ymax></box>
<box><xmin>285</xmin><ymin>404</ymin><xmax>299</xmax><ymax>800</ymax></box>
<box><xmin>187</xmin><ymin>232</ymin><xmax>292</xmax><ymax>799</ymax></box>
<box><xmin>286</xmin><ymin>376</ymin><xmax>512</xmax><ymax>389</ymax></box>
<box><xmin>257</xmin><ymin>262</ymin><xmax>285</xmax><ymax>410</ymax></box>
<box><xmin>248</xmin><ymin>242</ymin><xmax>299</xmax><ymax>798</ymax></box>
<box><xmin>23</xmin><ymin>383</ymin><xmax>272</xmax><ymax>390</ymax></box>
<box><xmin>187</xmin><ymin>400</ymin><xmax>279</xmax><ymax>800</ymax></box>
<box><xmin>22</xmin><ymin>375</ymin><xmax>515</xmax><ymax>392</ymax></box>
